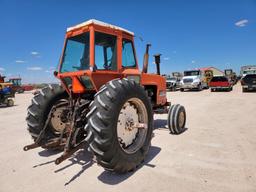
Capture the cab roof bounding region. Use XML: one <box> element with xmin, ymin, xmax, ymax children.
<box><xmin>67</xmin><ymin>19</ymin><xmax>134</xmax><ymax>36</ymax></box>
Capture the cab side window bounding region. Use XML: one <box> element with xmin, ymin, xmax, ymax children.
<box><xmin>122</xmin><ymin>39</ymin><xmax>136</xmax><ymax>68</ymax></box>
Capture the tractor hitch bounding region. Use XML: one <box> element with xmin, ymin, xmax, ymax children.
<box><xmin>23</xmin><ymin>138</ymin><xmax>66</xmax><ymax>151</ymax></box>
<box><xmin>24</xmin><ymin>91</ymin><xmax>90</xmax><ymax>166</ymax></box>
<box><xmin>55</xmin><ymin>142</ymin><xmax>85</xmax><ymax>165</ymax></box>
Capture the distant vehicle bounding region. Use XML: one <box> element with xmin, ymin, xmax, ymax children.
<box><xmin>241</xmin><ymin>74</ymin><xmax>256</xmax><ymax>92</ymax></box>
<box><xmin>166</xmin><ymin>77</ymin><xmax>181</xmax><ymax>91</ymax></box>
<box><xmin>224</xmin><ymin>69</ymin><xmax>237</xmax><ymax>84</ymax></box>
<box><xmin>180</xmin><ymin>70</ymin><xmax>207</xmax><ymax>91</ymax></box>
<box><xmin>209</xmin><ymin>76</ymin><xmax>233</xmax><ymax>92</ymax></box>
<box><xmin>0</xmin><ymin>75</ymin><xmax>5</xmax><ymax>83</ymax></box>
<box><xmin>240</xmin><ymin>65</ymin><xmax>256</xmax><ymax>77</ymax></box>
<box><xmin>0</xmin><ymin>83</ymin><xmax>15</xmax><ymax>107</ymax></box>
<box><xmin>204</xmin><ymin>69</ymin><xmax>213</xmax><ymax>87</ymax></box>
<box><xmin>8</xmin><ymin>78</ymin><xmax>34</xmax><ymax>93</ymax></box>
<box><xmin>8</xmin><ymin>78</ymin><xmax>25</xmax><ymax>93</ymax></box>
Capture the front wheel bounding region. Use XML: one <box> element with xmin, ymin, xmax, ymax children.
<box><xmin>197</xmin><ymin>84</ymin><xmax>202</xmax><ymax>91</ymax></box>
<box><xmin>168</xmin><ymin>104</ymin><xmax>186</xmax><ymax>134</ymax></box>
<box><xmin>7</xmin><ymin>99</ymin><xmax>14</xmax><ymax>107</ymax></box>
<box><xmin>85</xmin><ymin>79</ymin><xmax>153</xmax><ymax>173</ymax></box>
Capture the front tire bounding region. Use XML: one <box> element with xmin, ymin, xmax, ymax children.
<box><xmin>197</xmin><ymin>84</ymin><xmax>202</xmax><ymax>91</ymax></box>
<box><xmin>168</xmin><ymin>104</ymin><xmax>186</xmax><ymax>134</ymax></box>
<box><xmin>7</xmin><ymin>99</ymin><xmax>14</xmax><ymax>107</ymax></box>
<box><xmin>85</xmin><ymin>79</ymin><xmax>153</xmax><ymax>173</ymax></box>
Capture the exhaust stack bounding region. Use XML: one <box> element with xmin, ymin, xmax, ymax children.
<box><xmin>142</xmin><ymin>44</ymin><xmax>151</xmax><ymax>73</ymax></box>
<box><xmin>154</xmin><ymin>54</ymin><xmax>161</xmax><ymax>75</ymax></box>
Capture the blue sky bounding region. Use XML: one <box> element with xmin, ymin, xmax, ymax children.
<box><xmin>0</xmin><ymin>0</ymin><xmax>255</xmax><ymax>83</ymax></box>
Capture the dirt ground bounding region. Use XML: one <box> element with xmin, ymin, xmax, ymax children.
<box><xmin>0</xmin><ymin>84</ymin><xmax>255</xmax><ymax>192</ymax></box>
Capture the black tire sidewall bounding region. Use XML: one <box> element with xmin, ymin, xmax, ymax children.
<box><xmin>113</xmin><ymin>87</ymin><xmax>153</xmax><ymax>163</ymax></box>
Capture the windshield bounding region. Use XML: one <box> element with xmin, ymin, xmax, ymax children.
<box><xmin>184</xmin><ymin>70</ymin><xmax>200</xmax><ymax>76</ymax></box>
<box><xmin>244</xmin><ymin>70</ymin><xmax>256</xmax><ymax>75</ymax></box>
<box><xmin>9</xmin><ymin>79</ymin><xmax>21</xmax><ymax>86</ymax></box>
<box><xmin>225</xmin><ymin>70</ymin><xmax>232</xmax><ymax>75</ymax></box>
<box><xmin>60</xmin><ymin>32</ymin><xmax>90</xmax><ymax>73</ymax></box>
<box><xmin>211</xmin><ymin>76</ymin><xmax>228</xmax><ymax>82</ymax></box>
<box><xmin>167</xmin><ymin>77</ymin><xmax>176</xmax><ymax>81</ymax></box>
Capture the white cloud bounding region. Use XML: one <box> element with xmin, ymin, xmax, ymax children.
<box><xmin>163</xmin><ymin>57</ymin><xmax>170</xmax><ymax>61</ymax></box>
<box><xmin>0</xmin><ymin>67</ymin><xmax>5</xmax><ymax>71</ymax></box>
<box><xmin>31</xmin><ymin>51</ymin><xmax>39</xmax><ymax>55</ymax></box>
<box><xmin>15</xmin><ymin>60</ymin><xmax>26</xmax><ymax>63</ymax></box>
<box><xmin>191</xmin><ymin>60</ymin><xmax>196</xmax><ymax>64</ymax></box>
<box><xmin>27</xmin><ymin>67</ymin><xmax>42</xmax><ymax>71</ymax></box>
<box><xmin>235</xmin><ymin>19</ymin><xmax>248</xmax><ymax>27</ymax></box>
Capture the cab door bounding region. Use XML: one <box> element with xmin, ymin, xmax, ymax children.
<box><xmin>91</xmin><ymin>31</ymin><xmax>121</xmax><ymax>90</ymax></box>
<box><xmin>120</xmin><ymin>38</ymin><xmax>141</xmax><ymax>83</ymax></box>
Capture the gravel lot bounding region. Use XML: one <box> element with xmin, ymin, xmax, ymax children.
<box><xmin>0</xmin><ymin>84</ymin><xmax>255</xmax><ymax>192</ymax></box>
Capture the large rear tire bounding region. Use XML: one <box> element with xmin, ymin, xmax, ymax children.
<box><xmin>26</xmin><ymin>84</ymin><xmax>68</xmax><ymax>144</ymax></box>
<box><xmin>168</xmin><ymin>104</ymin><xmax>186</xmax><ymax>134</ymax></box>
<box><xmin>85</xmin><ymin>79</ymin><xmax>153</xmax><ymax>173</ymax></box>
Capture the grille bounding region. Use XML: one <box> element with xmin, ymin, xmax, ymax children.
<box><xmin>183</xmin><ymin>78</ymin><xmax>193</xmax><ymax>83</ymax></box>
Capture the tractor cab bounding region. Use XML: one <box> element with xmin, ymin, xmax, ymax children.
<box><xmin>57</xmin><ymin>19</ymin><xmax>139</xmax><ymax>91</ymax></box>
<box><xmin>57</xmin><ymin>19</ymin><xmax>166</xmax><ymax>106</ymax></box>
<box><xmin>9</xmin><ymin>78</ymin><xmax>22</xmax><ymax>86</ymax></box>
<box><xmin>8</xmin><ymin>78</ymin><xmax>25</xmax><ymax>93</ymax></box>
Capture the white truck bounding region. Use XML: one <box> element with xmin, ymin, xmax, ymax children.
<box><xmin>180</xmin><ymin>70</ymin><xmax>207</xmax><ymax>91</ymax></box>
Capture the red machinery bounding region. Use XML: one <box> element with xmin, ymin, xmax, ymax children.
<box><xmin>8</xmin><ymin>78</ymin><xmax>34</xmax><ymax>93</ymax></box>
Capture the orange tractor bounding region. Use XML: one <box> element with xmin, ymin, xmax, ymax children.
<box><xmin>24</xmin><ymin>20</ymin><xmax>186</xmax><ymax>173</ymax></box>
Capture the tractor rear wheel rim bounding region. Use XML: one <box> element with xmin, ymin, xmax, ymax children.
<box><xmin>50</xmin><ymin>105</ymin><xmax>68</xmax><ymax>133</ymax></box>
<box><xmin>117</xmin><ymin>98</ymin><xmax>148</xmax><ymax>154</ymax></box>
